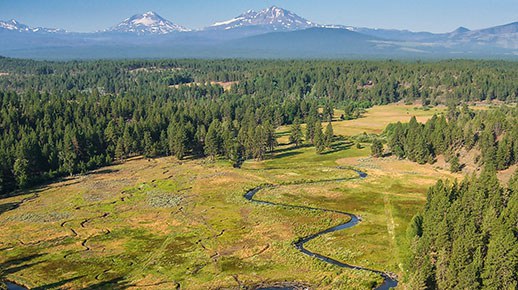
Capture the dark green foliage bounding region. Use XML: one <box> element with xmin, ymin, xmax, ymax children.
<box><xmin>323</xmin><ymin>101</ymin><xmax>334</xmax><ymax>122</ymax></box>
<box><xmin>289</xmin><ymin>119</ymin><xmax>304</xmax><ymax>147</ymax></box>
<box><xmin>450</xmin><ymin>155</ymin><xmax>461</xmax><ymax>173</ymax></box>
<box><xmin>324</xmin><ymin>122</ymin><xmax>334</xmax><ymax>149</ymax></box>
<box><xmin>371</xmin><ymin>139</ymin><xmax>383</xmax><ymax>158</ymax></box>
<box><xmin>406</xmin><ymin>213</ymin><xmax>423</xmax><ymax>239</ymax></box>
<box><xmin>386</xmin><ymin>106</ymin><xmax>517</xmax><ymax>169</ymax></box>
<box><xmin>408</xmin><ymin>170</ymin><xmax>518</xmax><ymax>289</ymax></box>
<box><xmin>13</xmin><ymin>158</ymin><xmax>29</xmax><ymax>188</ymax></box>
<box><xmin>204</xmin><ymin>120</ymin><xmax>222</xmax><ymax>160</ymax></box>
<box><xmin>0</xmin><ymin>58</ymin><xmax>516</xmax><ymax>195</ymax></box>
<box><xmin>314</xmin><ymin>121</ymin><xmax>324</xmax><ymax>154</ymax></box>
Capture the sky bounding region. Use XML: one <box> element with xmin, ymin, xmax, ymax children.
<box><xmin>0</xmin><ymin>0</ymin><xmax>516</xmax><ymax>33</ymax></box>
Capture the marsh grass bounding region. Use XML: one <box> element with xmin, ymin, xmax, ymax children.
<box><xmin>0</xmin><ymin>111</ymin><xmax>460</xmax><ymax>289</ymax></box>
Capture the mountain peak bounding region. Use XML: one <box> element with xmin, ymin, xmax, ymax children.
<box><xmin>107</xmin><ymin>11</ymin><xmax>190</xmax><ymax>34</ymax></box>
<box><xmin>452</xmin><ymin>26</ymin><xmax>470</xmax><ymax>34</ymax></box>
<box><xmin>207</xmin><ymin>6</ymin><xmax>317</xmax><ymax>31</ymax></box>
<box><xmin>0</xmin><ymin>19</ymin><xmax>64</xmax><ymax>33</ymax></box>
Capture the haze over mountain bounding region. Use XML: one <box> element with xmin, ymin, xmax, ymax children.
<box><xmin>0</xmin><ymin>6</ymin><xmax>516</xmax><ymax>59</ymax></box>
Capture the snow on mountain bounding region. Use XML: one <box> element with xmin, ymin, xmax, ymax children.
<box><xmin>106</xmin><ymin>11</ymin><xmax>190</xmax><ymax>34</ymax></box>
<box><xmin>207</xmin><ymin>6</ymin><xmax>317</xmax><ymax>31</ymax></box>
<box><xmin>0</xmin><ymin>19</ymin><xmax>65</xmax><ymax>33</ymax></box>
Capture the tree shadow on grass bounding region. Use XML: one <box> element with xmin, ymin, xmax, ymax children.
<box><xmin>272</xmin><ymin>143</ymin><xmax>312</xmax><ymax>154</ymax></box>
<box><xmin>83</xmin><ymin>277</ymin><xmax>133</xmax><ymax>290</ymax></box>
<box><xmin>271</xmin><ymin>151</ymin><xmax>303</xmax><ymax>159</ymax></box>
<box><xmin>321</xmin><ymin>140</ymin><xmax>354</xmax><ymax>155</ymax></box>
<box><xmin>85</xmin><ymin>168</ymin><xmax>120</xmax><ymax>176</ymax></box>
<box><xmin>0</xmin><ymin>202</ymin><xmax>21</xmax><ymax>215</ymax></box>
<box><xmin>32</xmin><ymin>276</ymin><xmax>85</xmax><ymax>290</ymax></box>
<box><xmin>1</xmin><ymin>254</ymin><xmax>45</xmax><ymax>284</ymax></box>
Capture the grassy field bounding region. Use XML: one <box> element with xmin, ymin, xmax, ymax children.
<box><xmin>0</xmin><ymin>104</ymin><xmax>461</xmax><ymax>289</ymax></box>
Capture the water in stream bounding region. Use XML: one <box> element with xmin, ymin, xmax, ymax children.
<box><xmin>244</xmin><ymin>169</ymin><xmax>398</xmax><ymax>290</ymax></box>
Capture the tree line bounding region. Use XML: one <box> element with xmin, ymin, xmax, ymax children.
<box><xmin>407</xmin><ymin>168</ymin><xmax>517</xmax><ymax>289</ymax></box>
<box><xmin>384</xmin><ymin>104</ymin><xmax>518</xmax><ymax>171</ymax></box>
<box><xmin>1</xmin><ymin>58</ymin><xmax>517</xmax><ymax>195</ymax></box>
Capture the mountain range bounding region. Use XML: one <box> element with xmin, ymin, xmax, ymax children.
<box><xmin>0</xmin><ymin>6</ymin><xmax>517</xmax><ymax>59</ymax></box>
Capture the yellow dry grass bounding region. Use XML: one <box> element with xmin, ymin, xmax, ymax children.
<box><xmin>332</xmin><ymin>103</ymin><xmax>445</xmax><ymax>136</ymax></box>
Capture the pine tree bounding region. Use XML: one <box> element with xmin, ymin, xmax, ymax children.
<box><xmin>170</xmin><ymin>124</ymin><xmax>188</xmax><ymax>160</ymax></box>
<box><xmin>314</xmin><ymin>121</ymin><xmax>324</xmax><ymax>154</ymax></box>
<box><xmin>13</xmin><ymin>157</ymin><xmax>29</xmax><ymax>188</ymax></box>
<box><xmin>289</xmin><ymin>119</ymin><xmax>303</xmax><ymax>147</ymax></box>
<box><xmin>482</xmin><ymin>206</ymin><xmax>518</xmax><ymax>290</ymax></box>
<box><xmin>371</xmin><ymin>139</ymin><xmax>383</xmax><ymax>158</ymax></box>
<box><xmin>221</xmin><ymin>123</ymin><xmax>235</xmax><ymax>159</ymax></box>
<box><xmin>60</xmin><ymin>131</ymin><xmax>77</xmax><ymax>176</ymax></box>
<box><xmin>194</xmin><ymin>125</ymin><xmax>206</xmax><ymax>156</ymax></box>
<box><xmin>143</xmin><ymin>131</ymin><xmax>154</xmax><ymax>158</ymax></box>
<box><xmin>204</xmin><ymin>120</ymin><xmax>221</xmax><ymax>160</ymax></box>
<box><xmin>324</xmin><ymin>122</ymin><xmax>334</xmax><ymax>149</ymax></box>
<box><xmin>230</xmin><ymin>143</ymin><xmax>244</xmax><ymax>168</ymax></box>
<box><xmin>388</xmin><ymin>122</ymin><xmax>406</xmax><ymax>159</ymax></box>
<box><xmin>323</xmin><ymin>101</ymin><xmax>334</xmax><ymax>122</ymax></box>
<box><xmin>115</xmin><ymin>137</ymin><xmax>125</xmax><ymax>161</ymax></box>
<box><xmin>450</xmin><ymin>155</ymin><xmax>461</xmax><ymax>172</ymax></box>
<box><xmin>253</xmin><ymin>124</ymin><xmax>269</xmax><ymax>160</ymax></box>
<box><xmin>264</xmin><ymin>121</ymin><xmax>277</xmax><ymax>152</ymax></box>
<box><xmin>495</xmin><ymin>135</ymin><xmax>512</xmax><ymax>170</ymax></box>
<box><xmin>122</xmin><ymin>126</ymin><xmax>134</xmax><ymax>156</ymax></box>
<box><xmin>305</xmin><ymin>117</ymin><xmax>316</xmax><ymax>144</ymax></box>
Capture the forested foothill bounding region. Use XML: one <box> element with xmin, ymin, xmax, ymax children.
<box><xmin>1</xmin><ymin>58</ymin><xmax>516</xmax><ymax>195</ymax></box>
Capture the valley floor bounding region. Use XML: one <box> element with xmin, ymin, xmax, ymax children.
<box><xmin>0</xmin><ymin>104</ymin><xmax>462</xmax><ymax>289</ymax></box>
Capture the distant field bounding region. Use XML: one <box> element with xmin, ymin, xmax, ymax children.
<box><xmin>332</xmin><ymin>103</ymin><xmax>445</xmax><ymax>136</ymax></box>
<box><xmin>276</xmin><ymin>103</ymin><xmax>444</xmax><ymax>145</ymax></box>
<box><xmin>0</xmin><ymin>122</ymin><xmax>461</xmax><ymax>289</ymax></box>
<box><xmin>170</xmin><ymin>81</ymin><xmax>238</xmax><ymax>91</ymax></box>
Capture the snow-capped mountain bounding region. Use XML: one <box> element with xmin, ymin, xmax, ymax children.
<box><xmin>207</xmin><ymin>6</ymin><xmax>317</xmax><ymax>31</ymax></box>
<box><xmin>106</xmin><ymin>11</ymin><xmax>190</xmax><ymax>34</ymax></box>
<box><xmin>0</xmin><ymin>19</ymin><xmax>64</xmax><ymax>33</ymax></box>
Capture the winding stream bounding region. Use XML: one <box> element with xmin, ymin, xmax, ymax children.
<box><xmin>244</xmin><ymin>170</ymin><xmax>398</xmax><ymax>290</ymax></box>
<box><xmin>5</xmin><ymin>282</ymin><xmax>28</xmax><ymax>290</ymax></box>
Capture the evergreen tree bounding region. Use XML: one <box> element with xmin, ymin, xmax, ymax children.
<box><xmin>371</xmin><ymin>139</ymin><xmax>383</xmax><ymax>158</ymax></box>
<box><xmin>496</xmin><ymin>135</ymin><xmax>513</xmax><ymax>170</ymax></box>
<box><xmin>289</xmin><ymin>119</ymin><xmax>303</xmax><ymax>147</ymax></box>
<box><xmin>264</xmin><ymin>121</ymin><xmax>277</xmax><ymax>152</ymax></box>
<box><xmin>13</xmin><ymin>157</ymin><xmax>29</xmax><ymax>188</ymax></box>
<box><xmin>115</xmin><ymin>137</ymin><xmax>125</xmax><ymax>161</ymax></box>
<box><xmin>324</xmin><ymin>122</ymin><xmax>334</xmax><ymax>149</ymax></box>
<box><xmin>388</xmin><ymin>122</ymin><xmax>406</xmax><ymax>159</ymax></box>
<box><xmin>314</xmin><ymin>121</ymin><xmax>325</xmax><ymax>154</ymax></box>
<box><xmin>143</xmin><ymin>131</ymin><xmax>154</xmax><ymax>158</ymax></box>
<box><xmin>122</xmin><ymin>126</ymin><xmax>134</xmax><ymax>157</ymax></box>
<box><xmin>323</xmin><ymin>101</ymin><xmax>334</xmax><ymax>122</ymax></box>
<box><xmin>169</xmin><ymin>124</ymin><xmax>189</xmax><ymax>160</ymax></box>
<box><xmin>204</xmin><ymin>120</ymin><xmax>221</xmax><ymax>160</ymax></box>
<box><xmin>60</xmin><ymin>131</ymin><xmax>77</xmax><ymax>176</ymax></box>
<box><xmin>305</xmin><ymin>117</ymin><xmax>316</xmax><ymax>144</ymax></box>
<box><xmin>450</xmin><ymin>155</ymin><xmax>461</xmax><ymax>173</ymax></box>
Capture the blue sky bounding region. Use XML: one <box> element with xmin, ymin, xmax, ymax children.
<box><xmin>0</xmin><ymin>0</ymin><xmax>516</xmax><ymax>33</ymax></box>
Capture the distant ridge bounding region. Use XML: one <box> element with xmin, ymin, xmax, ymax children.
<box><xmin>0</xmin><ymin>7</ymin><xmax>517</xmax><ymax>59</ymax></box>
